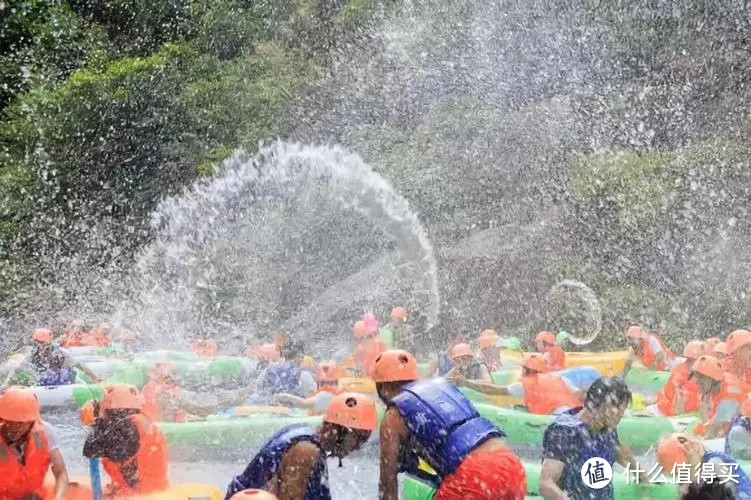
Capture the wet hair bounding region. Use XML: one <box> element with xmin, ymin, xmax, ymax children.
<box><xmin>584</xmin><ymin>377</ymin><xmax>632</xmax><ymax>411</ymax></box>
<box><xmin>282</xmin><ymin>340</ymin><xmax>305</xmax><ymax>361</ymax></box>
<box><xmin>681</xmin><ymin>481</ymin><xmax>736</xmax><ymax>500</ymax></box>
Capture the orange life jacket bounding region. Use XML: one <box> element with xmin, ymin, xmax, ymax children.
<box><xmin>101</xmin><ymin>414</ymin><xmax>169</xmax><ymax>495</ymax></box>
<box><xmin>142</xmin><ymin>381</ymin><xmax>187</xmax><ymax>423</ymax></box>
<box><xmin>639</xmin><ymin>334</ymin><xmax>675</xmax><ymax>371</ymax></box>
<box><xmin>656</xmin><ymin>362</ymin><xmax>700</xmax><ymax>415</ymax></box>
<box><xmin>62</xmin><ymin>330</ymin><xmax>86</xmax><ymax>348</ymax></box>
<box><xmin>695</xmin><ymin>373</ymin><xmax>749</xmax><ymax>437</ymax></box>
<box><xmin>543</xmin><ymin>345</ymin><xmax>566</xmax><ymax>371</ymax></box>
<box><xmin>354</xmin><ymin>337</ymin><xmax>388</xmax><ymax>376</ymax></box>
<box><xmin>0</xmin><ymin>420</ymin><xmax>51</xmax><ymax>500</ymax></box>
<box><xmin>521</xmin><ymin>372</ymin><xmax>581</xmax><ymax>415</ymax></box>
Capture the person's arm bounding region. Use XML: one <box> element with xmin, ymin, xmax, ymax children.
<box><xmin>73</xmin><ymin>361</ymin><xmax>102</xmax><ymax>382</ymax></box>
<box><xmin>539</xmin><ymin>459</ymin><xmax>568</xmax><ymax>500</ymax></box>
<box><xmin>617</xmin><ymin>444</ymin><xmax>640</xmax><ymax>475</ymax></box>
<box><xmin>274</xmin><ymin>393</ymin><xmax>316</xmax><ymax>409</ymax></box>
<box><xmin>448</xmin><ymin>371</ymin><xmax>511</xmax><ymax>395</ymax></box>
<box><xmin>49</xmin><ymin>448</ymin><xmax>69</xmax><ymax>500</ymax></box>
<box><xmin>277</xmin><ymin>441</ymin><xmax>320</xmax><ymax>500</ymax></box>
<box><xmin>379</xmin><ymin>408</ymin><xmax>407</xmax><ymax>500</ymax></box>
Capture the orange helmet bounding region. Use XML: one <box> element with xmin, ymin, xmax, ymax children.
<box><xmin>691</xmin><ymin>355</ymin><xmax>724</xmax><ymax>381</ymax></box>
<box><xmin>316</xmin><ymin>361</ymin><xmax>340</xmax><ymax>383</ymax></box>
<box><xmin>479</xmin><ymin>331</ymin><xmax>499</xmax><ymax>349</ymax></box>
<box><xmin>80</xmin><ymin>400</ymin><xmax>99</xmax><ymax>426</ymax></box>
<box><xmin>742</xmin><ymin>394</ymin><xmax>751</xmax><ymax>419</ymax></box>
<box><xmin>390</xmin><ymin>307</ymin><xmax>408</xmax><ymax>322</ymax></box>
<box><xmin>682</xmin><ymin>340</ymin><xmax>706</xmax><ymax>360</ymax></box>
<box><xmin>535</xmin><ymin>331</ymin><xmax>556</xmax><ymax>345</ymax></box>
<box><xmin>450</xmin><ymin>343</ymin><xmax>473</xmax><ymax>359</ymax></box>
<box><xmin>101</xmin><ymin>384</ymin><xmax>144</xmax><ymax>411</ymax></box>
<box><xmin>324</xmin><ymin>392</ymin><xmax>378</xmax><ymax>431</ymax></box>
<box><xmin>353</xmin><ymin>320</ymin><xmax>369</xmax><ymax>339</ymax></box>
<box><xmin>657</xmin><ymin>434</ymin><xmax>704</xmax><ymax>475</ymax></box>
<box><xmin>626</xmin><ymin>325</ymin><xmax>646</xmax><ymax>339</ymax></box>
<box><xmin>713</xmin><ymin>342</ymin><xmax>728</xmax><ymax>356</ymax></box>
<box><xmin>230</xmin><ymin>489</ymin><xmax>278</xmax><ymax>500</ymax></box>
<box><xmin>193</xmin><ymin>339</ymin><xmax>218</xmax><ymax>357</ymax></box>
<box><xmin>0</xmin><ymin>388</ymin><xmax>40</xmax><ymax>422</ymax></box>
<box><xmin>32</xmin><ymin>328</ymin><xmax>53</xmax><ymax>344</ymax></box>
<box><xmin>726</xmin><ymin>329</ymin><xmax>751</xmax><ymax>354</ymax></box>
<box><xmin>522</xmin><ymin>353</ymin><xmax>548</xmax><ymax>373</ymax></box>
<box><xmin>371</xmin><ymin>349</ymin><xmax>419</xmax><ymax>383</ymax></box>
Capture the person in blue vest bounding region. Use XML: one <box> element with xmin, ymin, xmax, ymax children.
<box><xmin>539</xmin><ymin>376</ymin><xmax>638</xmax><ymax>500</ymax></box>
<box><xmin>426</xmin><ymin>334</ymin><xmax>466</xmax><ymax>377</ymax></box>
<box><xmin>372</xmin><ymin>349</ymin><xmax>527</xmax><ymax>500</ymax></box>
<box><xmin>659</xmin><ymin>433</ymin><xmax>751</xmax><ymax>500</ymax></box>
<box><xmin>26</xmin><ymin>328</ymin><xmax>101</xmax><ymax>386</ymax></box>
<box><xmin>256</xmin><ymin>340</ymin><xmax>317</xmax><ymax>400</ymax></box>
<box><xmin>225</xmin><ymin>392</ymin><xmax>377</xmax><ymax>500</ymax></box>
<box><xmin>726</xmin><ymin>393</ymin><xmax>751</xmax><ymax>460</ymax></box>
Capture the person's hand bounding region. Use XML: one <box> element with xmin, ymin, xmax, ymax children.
<box><xmin>446</xmin><ymin>371</ymin><xmax>466</xmax><ymax>386</ymax></box>
<box><xmin>273</xmin><ymin>393</ymin><xmax>295</xmax><ymax>405</ymax></box>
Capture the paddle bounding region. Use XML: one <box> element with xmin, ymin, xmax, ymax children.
<box><xmin>90</xmin><ymin>457</ymin><xmax>102</xmax><ymax>500</ymax></box>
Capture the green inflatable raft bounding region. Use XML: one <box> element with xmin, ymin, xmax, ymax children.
<box><xmin>402</xmin><ymin>462</ymin><xmax>681</xmax><ymax>499</ymax></box>
<box><xmin>625</xmin><ymin>365</ymin><xmax>671</xmax><ymax>394</ymax></box>
<box><xmin>475</xmin><ymin>403</ymin><xmax>699</xmax><ymax>451</ymax></box>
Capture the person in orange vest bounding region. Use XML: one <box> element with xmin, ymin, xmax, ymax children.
<box><xmin>191</xmin><ymin>338</ymin><xmax>219</xmax><ymax>358</ymax></box>
<box><xmin>372</xmin><ymin>350</ymin><xmax>527</xmax><ymax>500</ymax></box>
<box><xmin>653</xmin><ymin>340</ymin><xmax>705</xmax><ymax>416</ymax></box>
<box><xmin>352</xmin><ymin>319</ymin><xmax>388</xmax><ymax>376</ymax></box>
<box><xmin>535</xmin><ymin>331</ymin><xmax>565</xmax><ymax>371</ymax></box>
<box><xmin>142</xmin><ymin>362</ymin><xmax>249</xmax><ymax>422</ymax></box>
<box><xmin>86</xmin><ymin>325</ymin><xmax>112</xmax><ymax>347</ymax></box>
<box><xmin>477</xmin><ymin>329</ymin><xmax>501</xmax><ymax>371</ymax></box>
<box><xmin>83</xmin><ymin>385</ymin><xmax>169</xmax><ymax>495</ymax></box>
<box><xmin>690</xmin><ymin>355</ymin><xmax>748</xmax><ymax>439</ymax></box>
<box><xmin>725</xmin><ymin>329</ymin><xmax>751</xmax><ymax>385</ymax></box>
<box><xmin>622</xmin><ymin>325</ymin><xmax>676</xmax><ymax>374</ymax></box>
<box><xmin>445</xmin><ymin>343</ymin><xmax>492</xmax><ymax>381</ymax></box>
<box><xmin>451</xmin><ymin>353</ymin><xmax>583</xmax><ymax>415</ymax></box>
<box><xmin>274</xmin><ymin>361</ymin><xmax>341</xmax><ymax>415</ymax></box>
<box><xmin>62</xmin><ymin>319</ymin><xmax>87</xmax><ymax>348</ymax></box>
<box><xmin>0</xmin><ymin>388</ymin><xmax>69</xmax><ymax>500</ymax></box>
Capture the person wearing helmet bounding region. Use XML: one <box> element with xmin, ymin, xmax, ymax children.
<box><xmin>477</xmin><ymin>329</ymin><xmax>501</xmax><ymax>371</ymax></box>
<box><xmin>61</xmin><ymin>319</ymin><xmax>87</xmax><ymax>347</ymax></box>
<box><xmin>451</xmin><ymin>352</ymin><xmax>583</xmax><ymax>415</ymax></box>
<box><xmin>652</xmin><ymin>340</ymin><xmax>705</xmax><ymax>416</ymax></box>
<box><xmin>444</xmin><ymin>343</ymin><xmax>492</xmax><ymax>382</ymax></box>
<box><xmin>25</xmin><ymin>328</ymin><xmax>101</xmax><ymax>386</ymax></box>
<box><xmin>191</xmin><ymin>338</ymin><xmax>219</xmax><ymax>358</ymax></box>
<box><xmin>254</xmin><ymin>340</ymin><xmax>318</xmax><ymax>402</ymax></box>
<box><xmin>274</xmin><ymin>361</ymin><xmax>341</xmax><ymax>415</ymax></box>
<box><xmin>82</xmin><ymin>384</ymin><xmax>169</xmax><ymax>495</ymax></box>
<box><xmin>535</xmin><ymin>331</ymin><xmax>565</xmax><ymax>371</ymax></box>
<box><xmin>378</xmin><ymin>307</ymin><xmax>414</xmax><ymax>350</ymax></box>
<box><xmin>352</xmin><ymin>317</ymin><xmax>389</xmax><ymax>377</ymax></box>
<box><xmin>141</xmin><ymin>362</ymin><xmax>249</xmax><ymax>422</ymax></box>
<box><xmin>725</xmin><ymin>329</ymin><xmax>751</xmax><ymax>385</ymax></box>
<box><xmin>690</xmin><ymin>355</ymin><xmax>748</xmax><ymax>439</ymax></box>
<box><xmin>725</xmin><ymin>394</ymin><xmax>751</xmax><ymax>460</ymax></box>
<box><xmin>86</xmin><ymin>324</ymin><xmax>112</xmax><ymax>347</ymax></box>
<box><xmin>426</xmin><ymin>334</ymin><xmax>466</xmax><ymax>377</ymax></box>
<box><xmin>658</xmin><ymin>433</ymin><xmax>751</xmax><ymax>499</ymax></box>
<box><xmin>705</xmin><ymin>337</ymin><xmax>722</xmax><ymax>355</ymax></box>
<box><xmin>372</xmin><ymin>349</ymin><xmax>526</xmax><ymax>500</ymax></box>
<box><xmin>0</xmin><ymin>388</ymin><xmax>69</xmax><ymax>500</ymax></box>
<box><xmin>539</xmin><ymin>377</ymin><xmax>638</xmax><ymax>500</ymax></box>
<box><xmin>225</xmin><ymin>392</ymin><xmax>377</xmax><ymax>500</ymax></box>
<box><xmin>621</xmin><ymin>325</ymin><xmax>676</xmax><ymax>375</ymax></box>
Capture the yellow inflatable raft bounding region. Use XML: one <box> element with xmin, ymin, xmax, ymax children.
<box><xmin>500</xmin><ymin>349</ymin><xmax>628</xmax><ymax>376</ymax></box>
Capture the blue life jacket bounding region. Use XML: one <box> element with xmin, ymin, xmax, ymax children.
<box><xmin>437</xmin><ymin>352</ymin><xmax>453</xmax><ymax>376</ymax></box>
<box><xmin>391</xmin><ymin>378</ymin><xmax>505</xmax><ymax>478</ymax></box>
<box><xmin>543</xmin><ymin>409</ymin><xmax>620</xmax><ymax>500</ymax></box>
<box><xmin>263</xmin><ymin>362</ymin><xmax>303</xmax><ymax>396</ymax></box>
<box><xmin>725</xmin><ymin>416</ymin><xmax>751</xmax><ymax>455</ymax></box>
<box><xmin>225</xmin><ymin>424</ymin><xmax>330</xmax><ymax>500</ymax></box>
<box><xmin>37</xmin><ymin>367</ymin><xmax>76</xmax><ymax>386</ymax></box>
<box><xmin>703</xmin><ymin>451</ymin><xmax>751</xmax><ymax>500</ymax></box>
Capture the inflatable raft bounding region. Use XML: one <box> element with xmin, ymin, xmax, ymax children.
<box><xmin>401</xmin><ymin>461</ymin><xmax>681</xmax><ymax>500</ymax></box>
<box><xmin>44</xmin><ymin>473</ymin><xmax>224</xmax><ymax>500</ymax></box>
<box><xmin>500</xmin><ymin>350</ymin><xmax>628</xmax><ymax>376</ymax></box>
<box><xmin>625</xmin><ymin>364</ymin><xmax>671</xmax><ymax>395</ymax></box>
<box><xmin>475</xmin><ymin>403</ymin><xmax>700</xmax><ymax>451</ymax></box>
